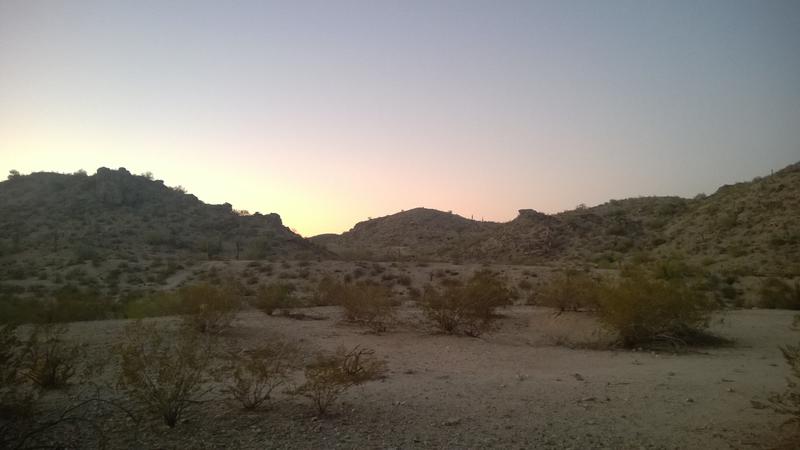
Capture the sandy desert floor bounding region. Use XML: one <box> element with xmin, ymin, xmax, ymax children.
<box><xmin>23</xmin><ymin>304</ymin><xmax>800</xmax><ymax>449</ymax></box>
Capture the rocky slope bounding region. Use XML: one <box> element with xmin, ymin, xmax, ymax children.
<box><xmin>0</xmin><ymin>167</ymin><xmax>328</xmax><ymax>296</ymax></box>
<box><xmin>312</xmin><ymin>162</ymin><xmax>800</xmax><ymax>276</ymax></box>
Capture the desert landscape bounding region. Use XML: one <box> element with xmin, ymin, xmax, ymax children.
<box><xmin>1</xmin><ymin>165</ymin><xmax>799</xmax><ymax>449</ymax></box>
<box><xmin>2</xmin><ymin>2</ymin><xmax>800</xmax><ymax>449</ymax></box>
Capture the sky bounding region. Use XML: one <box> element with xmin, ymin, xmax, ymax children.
<box><xmin>1</xmin><ymin>0</ymin><xmax>799</xmax><ymax>236</ymax></box>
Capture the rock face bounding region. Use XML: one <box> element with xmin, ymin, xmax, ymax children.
<box><xmin>312</xmin><ymin>161</ymin><xmax>800</xmax><ymax>276</ymax></box>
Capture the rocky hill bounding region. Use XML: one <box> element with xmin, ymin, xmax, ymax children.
<box><xmin>312</xmin><ymin>162</ymin><xmax>800</xmax><ymax>276</ymax></box>
<box><xmin>0</xmin><ymin>167</ymin><xmax>328</xmax><ymax>296</ymax></box>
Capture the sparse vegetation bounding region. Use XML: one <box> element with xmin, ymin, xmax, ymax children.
<box><xmin>536</xmin><ymin>270</ymin><xmax>600</xmax><ymax>312</ymax></box>
<box><xmin>292</xmin><ymin>346</ymin><xmax>385</xmax><ymax>415</ymax></box>
<box><xmin>18</xmin><ymin>324</ymin><xmax>82</xmax><ymax>389</ymax></box>
<box><xmin>115</xmin><ymin>322</ymin><xmax>215</xmax><ymax>427</ymax></box>
<box><xmin>179</xmin><ymin>283</ymin><xmax>239</xmax><ymax>334</ymax></box>
<box><xmin>223</xmin><ymin>340</ymin><xmax>300</xmax><ymax>410</ymax></box>
<box><xmin>767</xmin><ymin>342</ymin><xmax>800</xmax><ymax>426</ymax></box>
<box><xmin>253</xmin><ymin>282</ymin><xmax>297</xmax><ymax>316</ymax></box>
<box><xmin>759</xmin><ymin>277</ymin><xmax>800</xmax><ymax>310</ymax></box>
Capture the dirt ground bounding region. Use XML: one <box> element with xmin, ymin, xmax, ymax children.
<box><xmin>26</xmin><ymin>304</ymin><xmax>800</xmax><ymax>449</ymax></box>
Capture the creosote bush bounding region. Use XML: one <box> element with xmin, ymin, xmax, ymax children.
<box><xmin>420</xmin><ymin>270</ymin><xmax>512</xmax><ymax>336</ymax></box>
<box><xmin>292</xmin><ymin>346</ymin><xmax>386</xmax><ymax>416</ymax></box>
<box><xmin>536</xmin><ymin>270</ymin><xmax>600</xmax><ymax>312</ymax></box>
<box><xmin>759</xmin><ymin>277</ymin><xmax>800</xmax><ymax>310</ymax></box>
<box><xmin>318</xmin><ymin>279</ymin><xmax>394</xmax><ymax>332</ymax></box>
<box><xmin>223</xmin><ymin>340</ymin><xmax>300</xmax><ymax>410</ymax></box>
<box><xmin>596</xmin><ymin>269</ymin><xmax>718</xmax><ymax>348</ymax></box>
<box><xmin>179</xmin><ymin>283</ymin><xmax>239</xmax><ymax>334</ymax></box>
<box><xmin>19</xmin><ymin>324</ymin><xmax>82</xmax><ymax>389</ymax></box>
<box><xmin>0</xmin><ymin>324</ymin><xmax>35</xmax><ymax>420</ymax></box>
<box><xmin>115</xmin><ymin>322</ymin><xmax>215</xmax><ymax>427</ymax></box>
<box><xmin>253</xmin><ymin>282</ymin><xmax>296</xmax><ymax>316</ymax></box>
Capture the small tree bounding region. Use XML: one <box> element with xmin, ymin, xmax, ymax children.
<box><xmin>115</xmin><ymin>322</ymin><xmax>214</xmax><ymax>427</ymax></box>
<box><xmin>420</xmin><ymin>270</ymin><xmax>512</xmax><ymax>336</ymax></box>
<box><xmin>18</xmin><ymin>324</ymin><xmax>82</xmax><ymax>389</ymax></box>
<box><xmin>179</xmin><ymin>283</ymin><xmax>239</xmax><ymax>334</ymax></box>
<box><xmin>292</xmin><ymin>346</ymin><xmax>385</xmax><ymax>416</ymax></box>
<box><xmin>223</xmin><ymin>340</ymin><xmax>300</xmax><ymax>410</ymax></box>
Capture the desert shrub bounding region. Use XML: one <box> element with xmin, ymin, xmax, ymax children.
<box><xmin>42</xmin><ymin>286</ymin><xmax>115</xmax><ymax>323</ymax></box>
<box><xmin>335</xmin><ymin>282</ymin><xmax>394</xmax><ymax>332</ymax></box>
<box><xmin>759</xmin><ymin>278</ymin><xmax>800</xmax><ymax>310</ymax></box>
<box><xmin>536</xmin><ymin>271</ymin><xmax>600</xmax><ymax>312</ymax></box>
<box><xmin>396</xmin><ymin>275</ymin><xmax>412</xmax><ymax>287</ymax></box>
<box><xmin>312</xmin><ymin>276</ymin><xmax>348</xmax><ymax>306</ymax></box>
<box><xmin>596</xmin><ymin>270</ymin><xmax>718</xmax><ymax>348</ymax></box>
<box><xmin>253</xmin><ymin>282</ymin><xmax>297</xmax><ymax>316</ymax></box>
<box><xmin>115</xmin><ymin>322</ymin><xmax>214</xmax><ymax>427</ymax></box>
<box><xmin>0</xmin><ymin>295</ymin><xmax>44</xmax><ymax>324</ymax></box>
<box><xmin>0</xmin><ymin>324</ymin><xmax>35</xmax><ymax>419</ymax></box>
<box><xmin>292</xmin><ymin>346</ymin><xmax>386</xmax><ymax>415</ymax></box>
<box><xmin>767</xmin><ymin>342</ymin><xmax>800</xmax><ymax>426</ymax></box>
<box><xmin>420</xmin><ymin>270</ymin><xmax>512</xmax><ymax>336</ymax></box>
<box><xmin>123</xmin><ymin>291</ymin><xmax>183</xmax><ymax>318</ymax></box>
<box><xmin>179</xmin><ymin>283</ymin><xmax>239</xmax><ymax>334</ymax></box>
<box><xmin>223</xmin><ymin>340</ymin><xmax>300</xmax><ymax>410</ymax></box>
<box><xmin>18</xmin><ymin>324</ymin><xmax>82</xmax><ymax>389</ymax></box>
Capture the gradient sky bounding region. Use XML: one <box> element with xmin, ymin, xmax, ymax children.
<box><xmin>1</xmin><ymin>1</ymin><xmax>799</xmax><ymax>236</ymax></box>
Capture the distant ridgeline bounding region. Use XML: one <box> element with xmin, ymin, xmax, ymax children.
<box><xmin>0</xmin><ymin>162</ymin><xmax>798</xmax><ymax>303</ymax></box>
<box><xmin>312</xmin><ymin>162</ymin><xmax>800</xmax><ymax>277</ymax></box>
<box><xmin>0</xmin><ymin>167</ymin><xmax>328</xmax><ymax>289</ymax></box>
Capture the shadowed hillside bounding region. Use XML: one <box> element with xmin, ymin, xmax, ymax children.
<box><xmin>0</xmin><ymin>168</ymin><xmax>329</xmax><ymax>296</ymax></box>
<box><xmin>312</xmin><ymin>162</ymin><xmax>800</xmax><ymax>276</ymax></box>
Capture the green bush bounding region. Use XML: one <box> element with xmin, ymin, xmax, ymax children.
<box><xmin>420</xmin><ymin>270</ymin><xmax>512</xmax><ymax>336</ymax></box>
<box><xmin>536</xmin><ymin>271</ymin><xmax>600</xmax><ymax>312</ymax></box>
<box><xmin>759</xmin><ymin>278</ymin><xmax>800</xmax><ymax>310</ymax></box>
<box><xmin>123</xmin><ymin>291</ymin><xmax>183</xmax><ymax>319</ymax></box>
<box><xmin>253</xmin><ymin>283</ymin><xmax>297</xmax><ymax>316</ymax></box>
<box><xmin>292</xmin><ymin>346</ymin><xmax>385</xmax><ymax>416</ymax></box>
<box><xmin>179</xmin><ymin>283</ymin><xmax>239</xmax><ymax>334</ymax></box>
<box><xmin>336</xmin><ymin>282</ymin><xmax>394</xmax><ymax>333</ymax></box>
<box><xmin>596</xmin><ymin>270</ymin><xmax>717</xmax><ymax>348</ymax></box>
<box><xmin>223</xmin><ymin>340</ymin><xmax>300</xmax><ymax>410</ymax></box>
<box><xmin>18</xmin><ymin>324</ymin><xmax>83</xmax><ymax>389</ymax></box>
<box><xmin>115</xmin><ymin>322</ymin><xmax>214</xmax><ymax>427</ymax></box>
